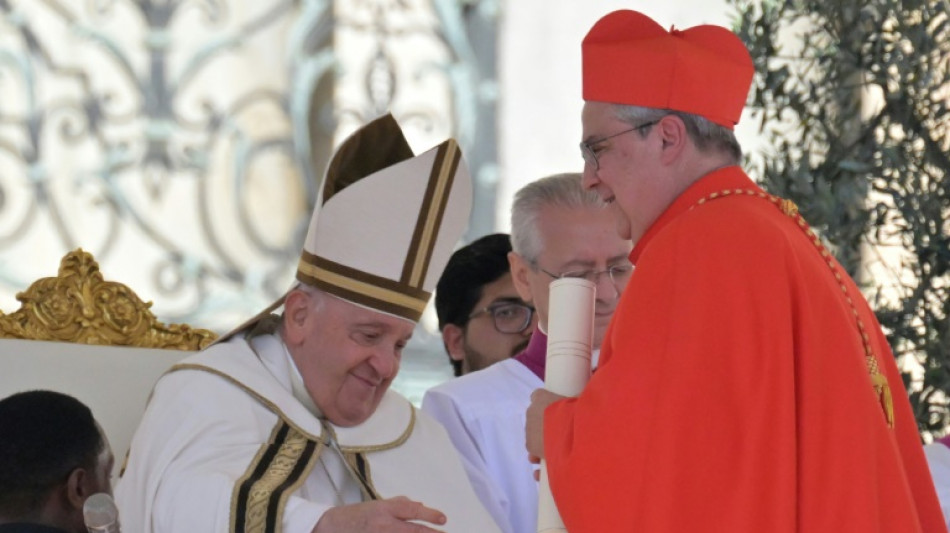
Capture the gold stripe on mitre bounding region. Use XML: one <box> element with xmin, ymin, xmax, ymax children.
<box><xmin>402</xmin><ymin>139</ymin><xmax>461</xmax><ymax>288</ymax></box>
<box><xmin>297</xmin><ymin>252</ymin><xmax>430</xmax><ymax>322</ymax></box>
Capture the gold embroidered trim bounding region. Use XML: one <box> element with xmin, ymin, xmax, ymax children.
<box><xmin>168</xmin><ymin>363</ymin><xmax>324</xmax><ymax>441</ymax></box>
<box><xmin>296</xmin><ymin>259</ymin><xmax>428</xmax><ymax>315</ymax></box>
<box><xmin>691</xmin><ymin>189</ymin><xmax>895</xmax><ymax>428</ymax></box>
<box><xmin>171</xmin><ymin>363</ymin><xmax>417</xmax><ymax>450</ymax></box>
<box><xmin>170</xmin><ymin>363</ymin><xmax>417</xmax><ymax>526</ymax></box>
<box><xmin>231</xmin><ymin>421</ymin><xmax>322</xmax><ymax>533</ymax></box>
<box><xmin>331</xmin><ymin>403</ymin><xmax>416</xmax><ymax>453</ymax></box>
<box><xmin>298</xmin><ymin>252</ymin><xmax>429</xmax><ymax>299</ymax></box>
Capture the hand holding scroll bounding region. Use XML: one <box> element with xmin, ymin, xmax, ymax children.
<box><xmin>526</xmin><ymin>388</ymin><xmax>566</xmax><ymax>463</ymax></box>
<box><xmin>534</xmin><ymin>278</ymin><xmax>596</xmax><ymax>532</ymax></box>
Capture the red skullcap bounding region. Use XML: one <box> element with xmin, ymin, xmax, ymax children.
<box><xmin>583</xmin><ymin>10</ymin><xmax>754</xmax><ymax>129</ymax></box>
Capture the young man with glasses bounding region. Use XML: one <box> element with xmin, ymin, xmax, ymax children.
<box><xmin>525</xmin><ymin>10</ymin><xmax>945</xmax><ymax>533</ymax></box>
<box><xmin>435</xmin><ymin>233</ymin><xmax>536</xmax><ymax>377</ymax></box>
<box><xmin>423</xmin><ymin>173</ymin><xmax>632</xmax><ymax>533</ymax></box>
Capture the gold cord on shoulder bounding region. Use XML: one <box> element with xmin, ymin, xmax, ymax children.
<box><xmin>692</xmin><ymin>189</ymin><xmax>895</xmax><ymax>428</ymax></box>
<box><xmin>780</xmin><ymin>198</ymin><xmax>799</xmax><ymax>217</ymax></box>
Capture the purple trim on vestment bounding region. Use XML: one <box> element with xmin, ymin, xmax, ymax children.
<box><xmin>514</xmin><ymin>328</ymin><xmax>547</xmax><ymax>381</ymax></box>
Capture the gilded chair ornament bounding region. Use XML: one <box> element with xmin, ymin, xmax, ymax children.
<box><xmin>0</xmin><ymin>249</ymin><xmax>217</xmax><ymax>350</ymax></box>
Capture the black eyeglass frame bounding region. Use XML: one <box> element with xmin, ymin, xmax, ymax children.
<box><xmin>534</xmin><ymin>263</ymin><xmax>634</xmax><ymax>286</ymax></box>
<box><xmin>580</xmin><ymin>119</ymin><xmax>660</xmax><ymax>170</ymax></box>
<box><xmin>467</xmin><ymin>301</ymin><xmax>536</xmax><ymax>334</ymax></box>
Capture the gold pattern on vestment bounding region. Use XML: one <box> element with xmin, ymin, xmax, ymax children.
<box><xmin>169</xmin><ymin>363</ymin><xmax>325</xmax><ymax>442</ymax></box>
<box><xmin>691</xmin><ymin>189</ymin><xmax>895</xmax><ymax>428</ymax></box>
<box><xmin>329</xmin><ymin>405</ymin><xmax>416</xmax><ymax>453</ymax></box>
<box><xmin>174</xmin><ymin>362</ymin><xmax>418</xmax><ymax>527</ymax></box>
<box><xmin>232</xmin><ymin>422</ymin><xmax>322</xmax><ymax>533</ymax></box>
<box><xmin>0</xmin><ymin>249</ymin><xmax>216</xmax><ymax>349</ymax></box>
<box><xmin>780</xmin><ymin>198</ymin><xmax>799</xmax><ymax>217</ymax></box>
<box><xmin>172</xmin><ymin>362</ymin><xmax>419</xmax><ymax>450</ymax></box>
<box><xmin>173</xmin><ymin>359</ymin><xmax>418</xmax><ymax>530</ymax></box>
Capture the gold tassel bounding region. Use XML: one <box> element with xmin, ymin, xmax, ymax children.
<box><xmin>871</xmin><ymin>372</ymin><xmax>895</xmax><ymax>428</ymax></box>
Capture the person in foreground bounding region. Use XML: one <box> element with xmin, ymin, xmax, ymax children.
<box><xmin>525</xmin><ymin>10</ymin><xmax>947</xmax><ymax>533</ymax></box>
<box><xmin>116</xmin><ymin>114</ymin><xmax>500</xmax><ymax>533</ymax></box>
<box><xmin>0</xmin><ymin>390</ymin><xmax>114</xmax><ymax>533</ymax></box>
<box><xmin>924</xmin><ymin>436</ymin><xmax>950</xmax><ymax>527</ymax></box>
<box><xmin>435</xmin><ymin>233</ymin><xmax>535</xmax><ymax>377</ymax></box>
<box><xmin>423</xmin><ymin>173</ymin><xmax>631</xmax><ymax>533</ymax></box>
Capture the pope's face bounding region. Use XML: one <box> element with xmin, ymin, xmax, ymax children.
<box><xmin>580</xmin><ymin>101</ymin><xmax>674</xmax><ymax>242</ymax></box>
<box><xmin>290</xmin><ymin>292</ymin><xmax>413</xmax><ymax>427</ymax></box>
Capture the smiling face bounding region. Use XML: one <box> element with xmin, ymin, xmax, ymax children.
<box><xmin>282</xmin><ymin>288</ymin><xmax>414</xmax><ymax>427</ymax></box>
<box><xmin>580</xmin><ymin>101</ymin><xmax>680</xmax><ymax>242</ymax></box>
<box><xmin>510</xmin><ymin>203</ymin><xmax>632</xmax><ymax>348</ymax></box>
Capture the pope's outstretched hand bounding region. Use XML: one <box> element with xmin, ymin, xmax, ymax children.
<box><xmin>313</xmin><ymin>496</ymin><xmax>447</xmax><ymax>533</ymax></box>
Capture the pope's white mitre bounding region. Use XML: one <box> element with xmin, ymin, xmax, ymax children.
<box><xmin>296</xmin><ymin>113</ymin><xmax>472</xmax><ymax>321</ymax></box>
<box><xmin>215</xmin><ymin>113</ymin><xmax>472</xmax><ymax>342</ymax></box>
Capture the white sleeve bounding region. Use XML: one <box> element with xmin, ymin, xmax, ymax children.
<box><xmin>151</xmin><ymin>467</ymin><xmax>240</xmax><ymax>532</ymax></box>
<box><xmin>421</xmin><ymin>389</ymin><xmax>514</xmax><ymax>533</ymax></box>
<box><xmin>152</xmin><ymin>466</ymin><xmax>329</xmax><ymax>533</ymax></box>
<box><xmin>122</xmin><ymin>372</ymin><xmax>329</xmax><ymax>533</ymax></box>
<box><xmin>924</xmin><ymin>443</ymin><xmax>950</xmax><ymax>529</ymax></box>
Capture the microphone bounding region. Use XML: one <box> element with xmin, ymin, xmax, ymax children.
<box><xmin>83</xmin><ymin>492</ymin><xmax>121</xmax><ymax>533</ymax></box>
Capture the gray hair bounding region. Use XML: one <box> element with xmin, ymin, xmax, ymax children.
<box><xmin>284</xmin><ymin>281</ymin><xmax>327</xmax><ymax>316</ymax></box>
<box><xmin>612</xmin><ymin>104</ymin><xmax>743</xmax><ymax>164</ymax></box>
<box><xmin>510</xmin><ymin>173</ymin><xmax>606</xmax><ymax>263</ymax></box>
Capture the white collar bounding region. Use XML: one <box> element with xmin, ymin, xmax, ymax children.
<box><xmin>238</xmin><ymin>333</ymin><xmax>415</xmax><ymax>449</ymax></box>
<box><xmin>278</xmin><ymin>336</ymin><xmax>322</xmax><ymax>418</ymax></box>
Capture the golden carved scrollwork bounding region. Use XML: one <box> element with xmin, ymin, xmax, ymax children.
<box><xmin>0</xmin><ymin>249</ymin><xmax>217</xmax><ymax>350</ymax></box>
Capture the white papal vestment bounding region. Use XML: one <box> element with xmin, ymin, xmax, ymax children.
<box><xmin>116</xmin><ymin>333</ymin><xmax>500</xmax><ymax>533</ymax></box>
<box><xmin>422</xmin><ymin>358</ymin><xmax>543</xmax><ymax>533</ymax></box>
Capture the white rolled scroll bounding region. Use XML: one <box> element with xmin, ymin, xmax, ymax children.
<box><xmin>537</xmin><ymin>278</ymin><xmax>596</xmax><ymax>533</ymax></box>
